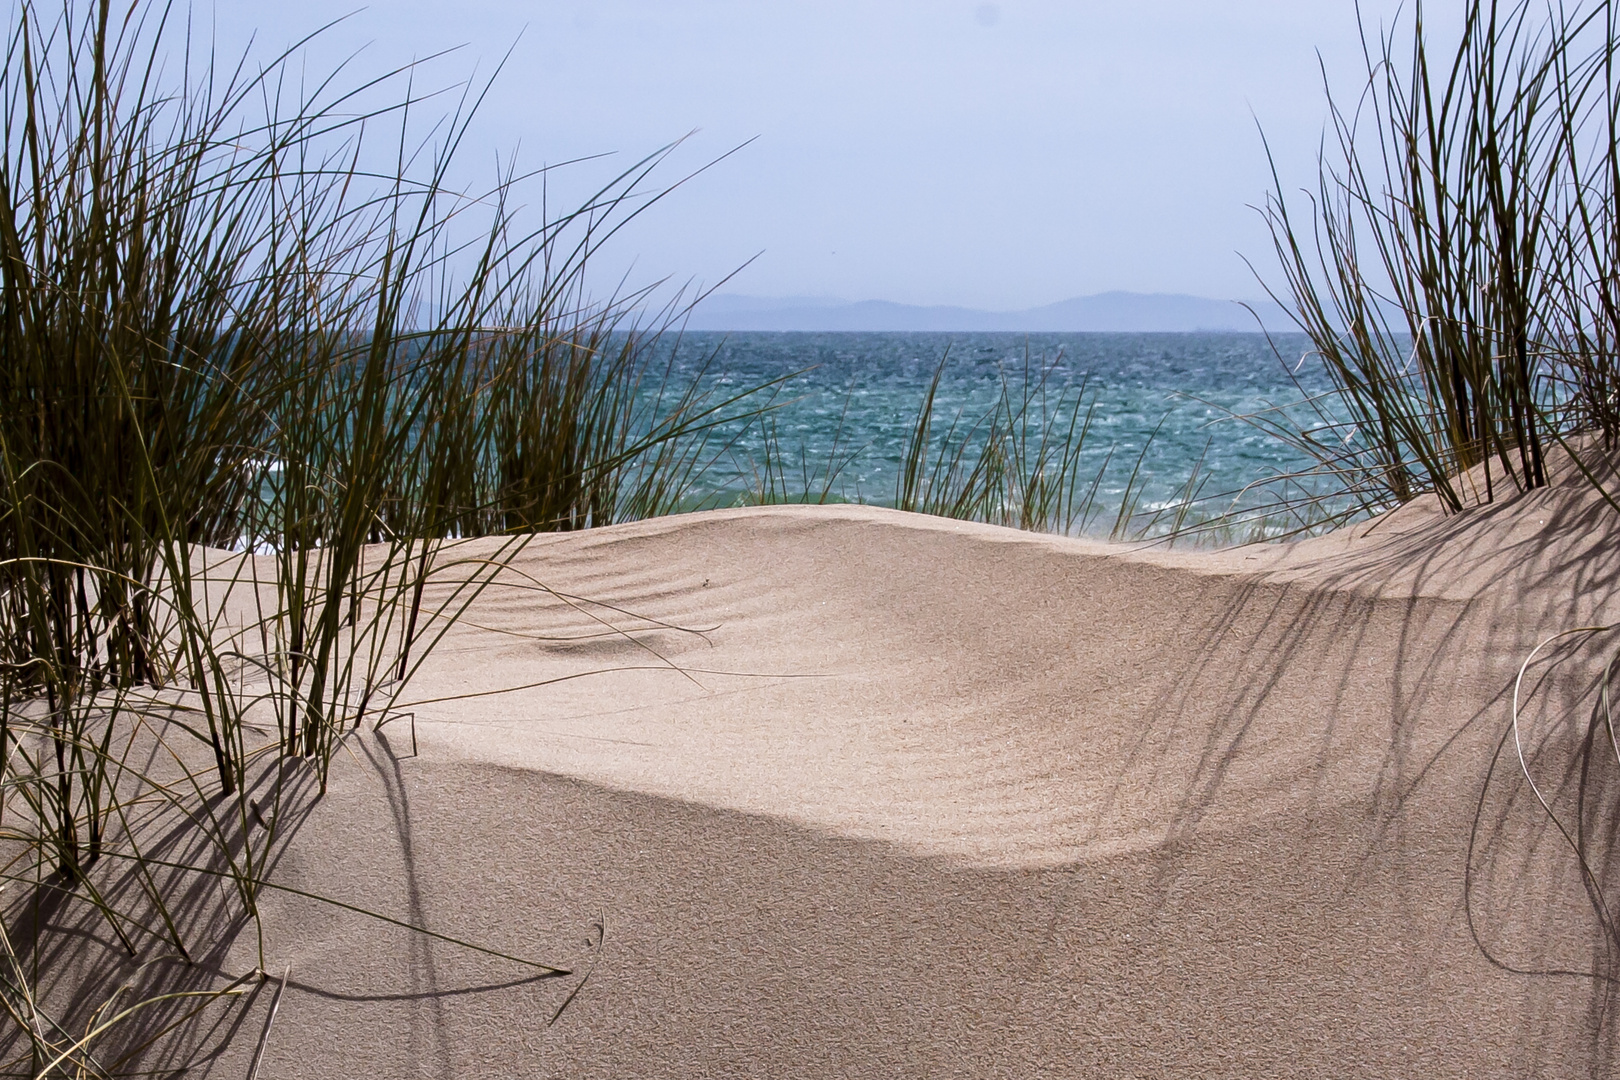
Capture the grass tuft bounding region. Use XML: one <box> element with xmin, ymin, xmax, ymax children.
<box><xmin>0</xmin><ymin>0</ymin><xmax>764</xmax><ymax>1072</ymax></box>
<box><xmin>1255</xmin><ymin>0</ymin><xmax>1620</xmax><ymax>516</ymax></box>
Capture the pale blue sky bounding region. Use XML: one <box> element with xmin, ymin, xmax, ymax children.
<box><xmin>206</xmin><ymin>1</ymin><xmax>1408</xmax><ymax>310</ymax></box>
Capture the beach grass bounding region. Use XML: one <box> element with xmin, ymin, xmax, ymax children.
<box><xmin>1255</xmin><ymin>0</ymin><xmax>1620</xmax><ymax>997</ymax></box>
<box><xmin>891</xmin><ymin>349</ymin><xmax>1099</xmax><ymax>534</ymax></box>
<box><xmin>1255</xmin><ymin>0</ymin><xmax>1620</xmax><ymax>516</ymax></box>
<box><xmin>0</xmin><ymin>0</ymin><xmax>773</xmax><ymax>1070</ymax></box>
<box><xmin>14</xmin><ymin>0</ymin><xmax>1620</xmax><ymax>1073</ymax></box>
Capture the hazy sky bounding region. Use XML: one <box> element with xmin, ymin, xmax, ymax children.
<box><xmin>206</xmin><ymin>2</ymin><xmax>1408</xmax><ymax>310</ymax></box>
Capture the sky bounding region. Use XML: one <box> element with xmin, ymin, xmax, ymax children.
<box><xmin>204</xmin><ymin>1</ymin><xmax>1411</xmax><ymax>311</ymax></box>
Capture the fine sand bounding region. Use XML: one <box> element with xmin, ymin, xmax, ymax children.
<box><xmin>196</xmin><ymin>449</ymin><xmax>1620</xmax><ymax>1077</ymax></box>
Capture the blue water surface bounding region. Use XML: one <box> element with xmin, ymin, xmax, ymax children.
<box><xmin>651</xmin><ymin>330</ymin><xmax>1343</xmax><ymax>539</ymax></box>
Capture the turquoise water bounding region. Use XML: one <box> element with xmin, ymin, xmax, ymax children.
<box><xmin>653</xmin><ymin>331</ymin><xmax>1344</xmax><ymax>540</ymax></box>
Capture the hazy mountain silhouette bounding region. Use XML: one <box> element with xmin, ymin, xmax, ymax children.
<box><xmin>683</xmin><ymin>291</ymin><xmax>1294</xmax><ymax>332</ymax></box>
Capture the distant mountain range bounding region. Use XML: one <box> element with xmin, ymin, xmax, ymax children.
<box><xmin>681</xmin><ymin>291</ymin><xmax>1296</xmax><ymax>333</ymax></box>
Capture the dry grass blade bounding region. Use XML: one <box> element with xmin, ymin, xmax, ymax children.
<box><xmin>245</xmin><ymin>967</ymin><xmax>288</xmax><ymax>1080</ymax></box>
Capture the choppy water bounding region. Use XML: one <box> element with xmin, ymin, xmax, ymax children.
<box><xmin>654</xmin><ymin>331</ymin><xmax>1343</xmax><ymax>539</ymax></box>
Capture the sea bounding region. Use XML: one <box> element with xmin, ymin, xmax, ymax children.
<box><xmin>651</xmin><ymin>331</ymin><xmax>1351</xmax><ymax>542</ymax></box>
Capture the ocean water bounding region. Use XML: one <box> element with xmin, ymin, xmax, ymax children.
<box><xmin>654</xmin><ymin>330</ymin><xmax>1344</xmax><ymax>539</ymax></box>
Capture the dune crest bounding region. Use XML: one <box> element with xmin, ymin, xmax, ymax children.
<box><xmin>219</xmin><ymin>459</ymin><xmax>1620</xmax><ymax>1077</ymax></box>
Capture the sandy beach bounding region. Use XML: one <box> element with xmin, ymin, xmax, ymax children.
<box><xmin>96</xmin><ymin>445</ymin><xmax>1605</xmax><ymax>1078</ymax></box>
<box><xmin>17</xmin><ymin>0</ymin><xmax>1620</xmax><ymax>1074</ymax></box>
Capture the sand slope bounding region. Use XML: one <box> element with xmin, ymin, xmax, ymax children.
<box><xmin>212</xmin><ymin>461</ymin><xmax>1620</xmax><ymax>1077</ymax></box>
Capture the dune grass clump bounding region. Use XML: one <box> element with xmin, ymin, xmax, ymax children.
<box><xmin>891</xmin><ymin>351</ymin><xmax>1099</xmax><ymax>534</ymax></box>
<box><xmin>1255</xmin><ymin>0</ymin><xmax>1620</xmax><ymax>1013</ymax></box>
<box><xmin>0</xmin><ymin>0</ymin><xmax>766</xmax><ymax>1072</ymax></box>
<box><xmin>725</xmin><ymin>348</ymin><xmax>1110</xmax><ymax>535</ymax></box>
<box><xmin>871</xmin><ymin>350</ymin><xmax>1346</xmax><ymax>546</ymax></box>
<box><xmin>1258</xmin><ymin>0</ymin><xmax>1620</xmax><ymax>514</ymax></box>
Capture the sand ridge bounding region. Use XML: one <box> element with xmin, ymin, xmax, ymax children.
<box><xmin>199</xmin><ymin>464</ymin><xmax>1620</xmax><ymax>1077</ymax></box>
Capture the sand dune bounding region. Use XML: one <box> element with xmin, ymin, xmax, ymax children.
<box><xmin>202</xmin><ymin>456</ymin><xmax>1620</xmax><ymax>1077</ymax></box>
